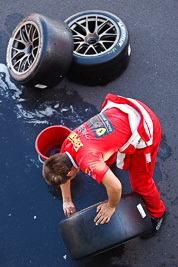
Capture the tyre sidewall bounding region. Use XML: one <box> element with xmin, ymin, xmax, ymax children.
<box><xmin>7</xmin><ymin>13</ymin><xmax>74</xmax><ymax>88</ymax></box>
<box><xmin>7</xmin><ymin>14</ymin><xmax>45</xmax><ymax>84</ymax></box>
<box><xmin>65</xmin><ymin>10</ymin><xmax>130</xmax><ymax>66</ymax></box>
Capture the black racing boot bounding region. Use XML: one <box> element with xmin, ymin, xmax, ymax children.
<box><xmin>141</xmin><ymin>212</ymin><xmax>166</xmax><ymax>239</ymax></box>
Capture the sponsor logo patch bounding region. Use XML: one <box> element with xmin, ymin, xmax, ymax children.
<box><xmin>67</xmin><ymin>132</ymin><xmax>83</xmax><ymax>152</ymax></box>
<box><xmin>86</xmin><ymin>113</ymin><xmax>114</xmax><ymax>138</ymax></box>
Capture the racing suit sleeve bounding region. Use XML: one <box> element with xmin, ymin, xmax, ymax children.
<box><xmin>77</xmin><ymin>152</ymin><xmax>110</xmax><ymax>184</ymax></box>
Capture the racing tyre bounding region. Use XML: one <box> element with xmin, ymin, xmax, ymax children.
<box><xmin>65</xmin><ymin>10</ymin><xmax>131</xmax><ymax>86</ymax></box>
<box><xmin>6</xmin><ymin>13</ymin><xmax>74</xmax><ymax>89</ymax></box>
<box><xmin>59</xmin><ymin>192</ymin><xmax>152</xmax><ymax>260</ymax></box>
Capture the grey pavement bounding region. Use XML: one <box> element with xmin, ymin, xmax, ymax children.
<box><xmin>0</xmin><ymin>1</ymin><xmax>177</xmax><ymax>266</ymax></box>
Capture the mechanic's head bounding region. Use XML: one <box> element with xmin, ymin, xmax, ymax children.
<box><xmin>42</xmin><ymin>152</ymin><xmax>78</xmax><ymax>187</ymax></box>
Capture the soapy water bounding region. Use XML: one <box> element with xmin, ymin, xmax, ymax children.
<box><xmin>0</xmin><ymin>63</ymin><xmax>97</xmax><ymax>128</ymax></box>
<box><xmin>0</xmin><ymin>63</ymin><xmax>98</xmax><ymax>172</ymax></box>
<box><xmin>0</xmin><ymin>63</ymin><xmax>171</xmax><ymax>166</ymax></box>
<box><xmin>45</xmin><ymin>143</ymin><xmax>61</xmax><ymax>158</ymax></box>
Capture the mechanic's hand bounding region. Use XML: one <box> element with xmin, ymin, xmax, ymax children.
<box><xmin>63</xmin><ymin>200</ymin><xmax>76</xmax><ymax>217</ymax></box>
<box><xmin>94</xmin><ymin>203</ymin><xmax>116</xmax><ymax>225</ymax></box>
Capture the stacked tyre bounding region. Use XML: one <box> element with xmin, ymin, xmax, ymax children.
<box><xmin>65</xmin><ymin>10</ymin><xmax>131</xmax><ymax>85</ymax></box>
<box><xmin>7</xmin><ymin>11</ymin><xmax>131</xmax><ymax>87</ymax></box>
<box><xmin>6</xmin><ymin>13</ymin><xmax>74</xmax><ymax>89</ymax></box>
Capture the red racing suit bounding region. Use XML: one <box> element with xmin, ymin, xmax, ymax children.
<box><xmin>61</xmin><ymin>94</ymin><xmax>165</xmax><ymax>218</ymax></box>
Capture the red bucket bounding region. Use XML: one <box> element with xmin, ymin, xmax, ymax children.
<box><xmin>35</xmin><ymin>125</ymin><xmax>71</xmax><ymax>162</ymax></box>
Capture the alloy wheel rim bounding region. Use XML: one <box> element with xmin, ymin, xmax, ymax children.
<box><xmin>8</xmin><ymin>22</ymin><xmax>41</xmax><ymax>74</ymax></box>
<box><xmin>67</xmin><ymin>14</ymin><xmax>120</xmax><ymax>56</ymax></box>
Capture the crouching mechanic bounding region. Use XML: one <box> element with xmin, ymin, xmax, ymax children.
<box><xmin>42</xmin><ymin>93</ymin><xmax>165</xmax><ymax>235</ymax></box>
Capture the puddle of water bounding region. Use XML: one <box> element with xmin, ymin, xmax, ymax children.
<box><xmin>0</xmin><ymin>62</ymin><xmax>173</xmax><ymax>266</ymax></box>
<box><xmin>0</xmin><ymin>63</ymin><xmax>98</xmax><ymax>128</ymax></box>
<box><xmin>0</xmin><ymin>63</ymin><xmax>100</xmax><ymax>266</ymax></box>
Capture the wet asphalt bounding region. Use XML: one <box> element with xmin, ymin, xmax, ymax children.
<box><xmin>0</xmin><ymin>1</ymin><xmax>178</xmax><ymax>266</ymax></box>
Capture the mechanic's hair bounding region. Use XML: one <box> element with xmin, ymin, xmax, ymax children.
<box><xmin>42</xmin><ymin>153</ymin><xmax>72</xmax><ymax>187</ymax></box>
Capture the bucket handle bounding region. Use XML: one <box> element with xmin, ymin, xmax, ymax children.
<box><xmin>38</xmin><ymin>154</ymin><xmax>44</xmax><ymax>164</ymax></box>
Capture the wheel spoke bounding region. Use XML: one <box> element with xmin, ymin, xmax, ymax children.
<box><xmin>100</xmin><ymin>34</ymin><xmax>118</xmax><ymax>40</ymax></box>
<box><xmin>86</xmin><ymin>16</ymin><xmax>89</xmax><ymax>32</ymax></box>
<box><xmin>99</xmin><ymin>25</ymin><xmax>116</xmax><ymax>38</ymax></box>
<box><xmin>22</xmin><ymin>56</ymin><xmax>29</xmax><ymax>71</ymax></box>
<box><xmin>69</xmin><ymin>13</ymin><xmax>119</xmax><ymax>56</ymax></box>
<box><xmin>25</xmin><ymin>24</ymin><xmax>31</xmax><ymax>42</ymax></box>
<box><xmin>28</xmin><ymin>24</ymin><xmax>33</xmax><ymax>42</ymax></box>
<box><xmin>83</xmin><ymin>45</ymin><xmax>90</xmax><ymax>55</ymax></box>
<box><xmin>97</xmin><ymin>41</ymin><xmax>107</xmax><ymax>51</ymax></box>
<box><xmin>32</xmin><ymin>27</ymin><xmax>37</xmax><ymax>40</ymax></box>
<box><xmin>8</xmin><ymin>21</ymin><xmax>40</xmax><ymax>74</ymax></box>
<box><xmin>33</xmin><ymin>36</ymin><xmax>39</xmax><ymax>42</ymax></box>
<box><xmin>11</xmin><ymin>50</ymin><xmax>24</xmax><ymax>61</ymax></box>
<box><xmin>74</xmin><ymin>42</ymin><xmax>86</xmax><ymax>52</ymax></box>
<box><xmin>14</xmin><ymin>37</ymin><xmax>26</xmax><ymax>46</ymax></box>
<box><xmin>20</xmin><ymin>27</ymin><xmax>28</xmax><ymax>43</ymax></box>
<box><xmin>84</xmin><ymin>45</ymin><xmax>98</xmax><ymax>55</ymax></box>
<box><xmin>75</xmin><ymin>21</ymin><xmax>87</xmax><ymax>35</ymax></box>
<box><xmin>13</xmin><ymin>54</ymin><xmax>27</xmax><ymax>71</ymax></box>
<box><xmin>19</xmin><ymin>55</ymin><xmax>28</xmax><ymax>72</ymax></box>
<box><xmin>72</xmin><ymin>28</ymin><xmax>85</xmax><ymax>40</ymax></box>
<box><xmin>32</xmin><ymin>46</ymin><xmax>38</xmax><ymax>58</ymax></box>
<box><xmin>96</xmin><ymin>18</ymin><xmax>108</xmax><ymax>33</ymax></box>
